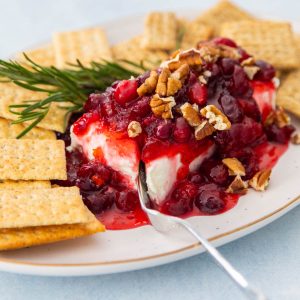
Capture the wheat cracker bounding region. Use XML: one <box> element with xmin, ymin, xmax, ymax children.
<box><xmin>0</xmin><ymin>180</ymin><xmax>50</xmax><ymax>189</ymax></box>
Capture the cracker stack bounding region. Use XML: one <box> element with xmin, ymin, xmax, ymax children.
<box><xmin>0</xmin><ymin>139</ymin><xmax>104</xmax><ymax>250</ymax></box>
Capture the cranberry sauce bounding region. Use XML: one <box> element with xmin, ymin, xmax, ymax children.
<box><xmin>56</xmin><ymin>38</ymin><xmax>294</xmax><ymax>230</ymax></box>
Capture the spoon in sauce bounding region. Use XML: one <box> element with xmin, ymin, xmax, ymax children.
<box><xmin>137</xmin><ymin>162</ymin><xmax>266</xmax><ymax>300</ymax></box>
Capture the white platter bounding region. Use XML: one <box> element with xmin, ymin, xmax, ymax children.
<box><xmin>0</xmin><ymin>12</ymin><xmax>299</xmax><ymax>277</ymax></box>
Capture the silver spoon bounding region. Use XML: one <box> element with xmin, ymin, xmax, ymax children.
<box><xmin>137</xmin><ymin>162</ymin><xmax>266</xmax><ymax>300</ymax></box>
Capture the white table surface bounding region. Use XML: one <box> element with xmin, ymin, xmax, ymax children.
<box><xmin>0</xmin><ymin>0</ymin><xmax>300</xmax><ymax>299</ymax></box>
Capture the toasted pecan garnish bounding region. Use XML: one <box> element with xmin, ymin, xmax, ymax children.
<box><xmin>155</xmin><ymin>68</ymin><xmax>171</xmax><ymax>96</ymax></box>
<box><xmin>171</xmin><ymin>63</ymin><xmax>189</xmax><ymax>81</ymax></box>
<box><xmin>275</xmin><ymin>107</ymin><xmax>291</xmax><ymax>128</ymax></box>
<box><xmin>222</xmin><ymin>158</ymin><xmax>246</xmax><ymax>177</ymax></box>
<box><xmin>243</xmin><ymin>66</ymin><xmax>260</xmax><ymax>80</ymax></box>
<box><xmin>200</xmin><ymin>105</ymin><xmax>231</xmax><ymax>130</ymax></box>
<box><xmin>127</xmin><ymin>121</ymin><xmax>142</xmax><ymax>138</ymax></box>
<box><xmin>226</xmin><ymin>175</ymin><xmax>248</xmax><ymax>194</ymax></box>
<box><xmin>194</xmin><ymin>120</ymin><xmax>215</xmax><ymax>140</ymax></box>
<box><xmin>249</xmin><ymin>169</ymin><xmax>272</xmax><ymax>191</ymax></box>
<box><xmin>150</xmin><ymin>94</ymin><xmax>176</xmax><ymax>119</ymax></box>
<box><xmin>164</xmin><ymin>49</ymin><xmax>202</xmax><ymax>71</ymax></box>
<box><xmin>291</xmin><ymin>132</ymin><xmax>300</xmax><ymax>145</ymax></box>
<box><xmin>167</xmin><ymin>77</ymin><xmax>182</xmax><ymax>96</ymax></box>
<box><xmin>180</xmin><ymin>102</ymin><xmax>202</xmax><ymax>127</ymax></box>
<box><xmin>137</xmin><ymin>70</ymin><xmax>158</xmax><ymax>96</ymax></box>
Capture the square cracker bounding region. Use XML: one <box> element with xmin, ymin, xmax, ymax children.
<box><xmin>141</xmin><ymin>12</ymin><xmax>177</xmax><ymax>50</ymax></box>
<box><xmin>0</xmin><ymin>217</ymin><xmax>104</xmax><ymax>251</ymax></box>
<box><xmin>0</xmin><ymin>187</ymin><xmax>91</xmax><ymax>228</ymax></box>
<box><xmin>220</xmin><ymin>20</ymin><xmax>299</xmax><ymax>70</ymax></box>
<box><xmin>0</xmin><ymin>82</ymin><xmax>68</xmax><ymax>133</ymax></box>
<box><xmin>0</xmin><ymin>118</ymin><xmax>56</xmax><ymax>139</ymax></box>
<box><xmin>16</xmin><ymin>45</ymin><xmax>55</xmax><ymax>67</ymax></box>
<box><xmin>196</xmin><ymin>0</ymin><xmax>254</xmax><ymax>34</ymax></box>
<box><xmin>112</xmin><ymin>36</ymin><xmax>169</xmax><ymax>72</ymax></box>
<box><xmin>178</xmin><ymin>19</ymin><xmax>213</xmax><ymax>49</ymax></box>
<box><xmin>277</xmin><ymin>70</ymin><xmax>300</xmax><ymax>117</ymax></box>
<box><xmin>0</xmin><ymin>139</ymin><xmax>66</xmax><ymax>180</ymax></box>
<box><xmin>0</xmin><ymin>180</ymin><xmax>50</xmax><ymax>189</ymax></box>
<box><xmin>53</xmin><ymin>27</ymin><xmax>112</xmax><ymax>68</ymax></box>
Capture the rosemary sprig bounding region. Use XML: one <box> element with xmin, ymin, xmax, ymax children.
<box><xmin>0</xmin><ymin>55</ymin><xmax>146</xmax><ymax>138</ymax></box>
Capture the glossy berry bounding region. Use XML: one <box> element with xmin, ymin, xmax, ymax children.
<box><xmin>220</xmin><ymin>58</ymin><xmax>236</xmax><ymax>75</ymax></box>
<box><xmin>195</xmin><ymin>190</ymin><xmax>225</xmax><ymax>214</ymax></box>
<box><xmin>155</xmin><ymin>121</ymin><xmax>173</xmax><ymax>140</ymax></box>
<box><xmin>82</xmin><ymin>188</ymin><xmax>116</xmax><ymax>214</ymax></box>
<box><xmin>201</xmin><ymin>160</ymin><xmax>229</xmax><ymax>186</ymax></box>
<box><xmin>254</xmin><ymin>60</ymin><xmax>276</xmax><ymax>82</ymax></box>
<box><xmin>219</xmin><ymin>94</ymin><xmax>244</xmax><ymax>123</ymax></box>
<box><xmin>114</xmin><ymin>80</ymin><xmax>138</xmax><ymax>106</ymax></box>
<box><xmin>115</xmin><ymin>190</ymin><xmax>139</xmax><ymax>212</ymax></box>
<box><xmin>188</xmin><ymin>81</ymin><xmax>207</xmax><ymax>106</ymax></box>
<box><xmin>212</xmin><ymin>37</ymin><xmax>237</xmax><ymax>48</ymax></box>
<box><xmin>265</xmin><ymin>124</ymin><xmax>295</xmax><ymax>144</ymax></box>
<box><xmin>173</xmin><ymin>117</ymin><xmax>192</xmax><ymax>143</ymax></box>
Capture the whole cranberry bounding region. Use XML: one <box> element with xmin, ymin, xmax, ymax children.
<box><xmin>84</xmin><ymin>93</ymin><xmax>104</xmax><ymax>111</ymax></box>
<box><xmin>212</xmin><ymin>37</ymin><xmax>237</xmax><ymax>48</ymax></box>
<box><xmin>195</xmin><ymin>190</ymin><xmax>225</xmax><ymax>214</ymax></box>
<box><xmin>189</xmin><ymin>172</ymin><xmax>205</xmax><ymax>184</ymax></box>
<box><xmin>254</xmin><ymin>60</ymin><xmax>276</xmax><ymax>82</ymax></box>
<box><xmin>173</xmin><ymin>117</ymin><xmax>192</xmax><ymax>143</ymax></box>
<box><xmin>231</xmin><ymin>65</ymin><xmax>250</xmax><ymax>96</ymax></box>
<box><xmin>155</xmin><ymin>121</ymin><xmax>173</xmax><ymax>140</ymax></box>
<box><xmin>188</xmin><ymin>81</ymin><xmax>208</xmax><ymax>106</ymax></box>
<box><xmin>201</xmin><ymin>160</ymin><xmax>229</xmax><ymax>186</ymax></box>
<box><xmin>238</xmin><ymin>98</ymin><xmax>261</xmax><ymax>122</ymax></box>
<box><xmin>219</xmin><ymin>94</ymin><xmax>244</xmax><ymax>123</ymax></box>
<box><xmin>114</xmin><ymin>79</ymin><xmax>138</xmax><ymax>106</ymax></box>
<box><xmin>115</xmin><ymin>190</ymin><xmax>139</xmax><ymax>212</ymax></box>
<box><xmin>82</xmin><ymin>188</ymin><xmax>116</xmax><ymax>214</ymax></box>
<box><xmin>220</xmin><ymin>58</ymin><xmax>236</xmax><ymax>75</ymax></box>
<box><xmin>265</xmin><ymin>124</ymin><xmax>295</xmax><ymax>144</ymax></box>
<box><xmin>131</xmin><ymin>96</ymin><xmax>151</xmax><ymax>117</ymax></box>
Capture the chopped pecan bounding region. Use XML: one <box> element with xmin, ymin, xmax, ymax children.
<box><xmin>226</xmin><ymin>175</ymin><xmax>248</xmax><ymax>194</ymax></box>
<box><xmin>198</xmin><ymin>45</ymin><xmax>220</xmax><ymax>63</ymax></box>
<box><xmin>291</xmin><ymin>133</ymin><xmax>300</xmax><ymax>145</ymax></box>
<box><xmin>163</xmin><ymin>49</ymin><xmax>202</xmax><ymax>71</ymax></box>
<box><xmin>241</xmin><ymin>57</ymin><xmax>255</xmax><ymax>66</ymax></box>
<box><xmin>264</xmin><ymin>107</ymin><xmax>290</xmax><ymax>128</ymax></box>
<box><xmin>180</xmin><ymin>102</ymin><xmax>202</xmax><ymax>127</ymax></box>
<box><xmin>127</xmin><ymin>121</ymin><xmax>142</xmax><ymax>138</ymax></box>
<box><xmin>156</xmin><ymin>68</ymin><xmax>171</xmax><ymax>96</ymax></box>
<box><xmin>222</xmin><ymin>158</ymin><xmax>246</xmax><ymax>176</ymax></box>
<box><xmin>275</xmin><ymin>107</ymin><xmax>290</xmax><ymax>128</ymax></box>
<box><xmin>150</xmin><ymin>94</ymin><xmax>176</xmax><ymax>119</ymax></box>
<box><xmin>249</xmin><ymin>169</ymin><xmax>272</xmax><ymax>191</ymax></box>
<box><xmin>167</xmin><ymin>77</ymin><xmax>182</xmax><ymax>96</ymax></box>
<box><xmin>243</xmin><ymin>66</ymin><xmax>260</xmax><ymax>80</ymax></box>
<box><xmin>194</xmin><ymin>120</ymin><xmax>215</xmax><ymax>140</ymax></box>
<box><xmin>200</xmin><ymin>105</ymin><xmax>231</xmax><ymax>130</ymax></box>
<box><xmin>171</xmin><ymin>63</ymin><xmax>189</xmax><ymax>81</ymax></box>
<box><xmin>137</xmin><ymin>70</ymin><xmax>158</xmax><ymax>96</ymax></box>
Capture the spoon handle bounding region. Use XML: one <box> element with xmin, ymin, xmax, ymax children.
<box><xmin>178</xmin><ymin>218</ymin><xmax>267</xmax><ymax>300</ymax></box>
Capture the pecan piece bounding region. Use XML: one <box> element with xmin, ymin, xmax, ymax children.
<box><xmin>127</xmin><ymin>121</ymin><xmax>142</xmax><ymax>138</ymax></box>
<box><xmin>137</xmin><ymin>70</ymin><xmax>158</xmax><ymax>96</ymax></box>
<box><xmin>275</xmin><ymin>107</ymin><xmax>290</xmax><ymax>128</ymax></box>
<box><xmin>171</xmin><ymin>63</ymin><xmax>189</xmax><ymax>81</ymax></box>
<box><xmin>150</xmin><ymin>94</ymin><xmax>176</xmax><ymax>119</ymax></box>
<box><xmin>194</xmin><ymin>120</ymin><xmax>215</xmax><ymax>140</ymax></box>
<box><xmin>249</xmin><ymin>169</ymin><xmax>272</xmax><ymax>191</ymax></box>
<box><xmin>200</xmin><ymin>105</ymin><xmax>231</xmax><ymax>130</ymax></box>
<box><xmin>226</xmin><ymin>175</ymin><xmax>248</xmax><ymax>194</ymax></box>
<box><xmin>243</xmin><ymin>66</ymin><xmax>260</xmax><ymax>80</ymax></box>
<box><xmin>222</xmin><ymin>158</ymin><xmax>246</xmax><ymax>177</ymax></box>
<box><xmin>155</xmin><ymin>68</ymin><xmax>171</xmax><ymax>96</ymax></box>
<box><xmin>180</xmin><ymin>102</ymin><xmax>201</xmax><ymax>127</ymax></box>
<box><xmin>291</xmin><ymin>133</ymin><xmax>300</xmax><ymax>145</ymax></box>
<box><xmin>167</xmin><ymin>77</ymin><xmax>182</xmax><ymax>96</ymax></box>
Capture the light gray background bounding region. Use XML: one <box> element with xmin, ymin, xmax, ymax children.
<box><xmin>0</xmin><ymin>1</ymin><xmax>299</xmax><ymax>299</ymax></box>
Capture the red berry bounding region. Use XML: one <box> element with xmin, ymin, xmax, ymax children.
<box><xmin>212</xmin><ymin>37</ymin><xmax>237</xmax><ymax>48</ymax></box>
<box><xmin>114</xmin><ymin>80</ymin><xmax>138</xmax><ymax>106</ymax></box>
<box><xmin>188</xmin><ymin>81</ymin><xmax>207</xmax><ymax>106</ymax></box>
<box><xmin>173</xmin><ymin>117</ymin><xmax>192</xmax><ymax>143</ymax></box>
<box><xmin>195</xmin><ymin>190</ymin><xmax>225</xmax><ymax>214</ymax></box>
<box><xmin>115</xmin><ymin>190</ymin><xmax>139</xmax><ymax>212</ymax></box>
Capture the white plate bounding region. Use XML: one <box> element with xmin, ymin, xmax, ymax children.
<box><xmin>0</xmin><ymin>13</ymin><xmax>299</xmax><ymax>277</ymax></box>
